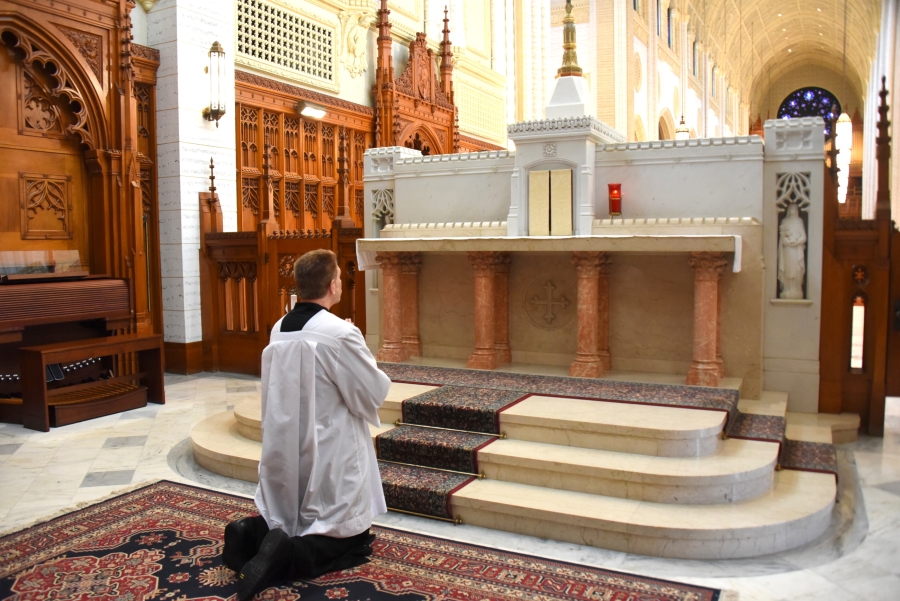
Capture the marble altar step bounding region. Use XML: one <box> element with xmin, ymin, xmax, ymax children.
<box><xmin>373</xmin><ymin>424</ymin><xmax>777</xmax><ymax>504</ymax></box>
<box><xmin>497</xmin><ymin>395</ymin><xmax>726</xmax><ymax>457</ymax></box>
<box><xmin>450</xmin><ymin>470</ymin><xmax>835</xmax><ymax>559</ymax></box>
<box><xmin>189</xmin><ymin>404</ymin><xmax>835</xmax><ymax>559</ymax></box>
<box><xmin>205</xmin><ymin>405</ymin><xmax>775</xmax><ymax>505</ymax></box>
<box><xmin>236</xmin><ymin>390</ymin><xmax>728</xmax><ymax>458</ymax></box>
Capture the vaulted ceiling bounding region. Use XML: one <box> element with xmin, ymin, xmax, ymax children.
<box><xmin>686</xmin><ymin>0</ymin><xmax>881</xmax><ymax>113</ymax></box>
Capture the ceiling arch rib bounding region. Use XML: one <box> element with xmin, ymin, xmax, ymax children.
<box><xmin>687</xmin><ymin>0</ymin><xmax>879</xmax><ymax>119</ymax></box>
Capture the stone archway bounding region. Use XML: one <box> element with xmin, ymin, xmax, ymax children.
<box><xmin>634</xmin><ymin>116</ymin><xmax>646</xmax><ymax>142</ymax></box>
<box><xmin>658</xmin><ymin>108</ymin><xmax>676</xmax><ymax>141</ymax></box>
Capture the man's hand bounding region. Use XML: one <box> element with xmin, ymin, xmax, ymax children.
<box><xmin>345</xmin><ymin>318</ymin><xmax>354</xmax><ymax>324</ymax></box>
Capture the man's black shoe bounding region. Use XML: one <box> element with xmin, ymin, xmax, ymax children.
<box><xmin>223</xmin><ymin>515</ymin><xmax>269</xmax><ymax>573</ymax></box>
<box><xmin>237</xmin><ymin>527</ymin><xmax>292</xmax><ymax>601</ymax></box>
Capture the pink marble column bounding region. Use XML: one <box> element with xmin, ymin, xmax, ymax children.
<box><xmin>467</xmin><ymin>252</ymin><xmax>500</xmax><ymax>370</ymax></box>
<box><xmin>715</xmin><ymin>271</ymin><xmax>725</xmax><ymax>379</ymax></box>
<box><xmin>400</xmin><ymin>253</ymin><xmax>422</xmax><ymax>357</ymax></box>
<box><xmin>570</xmin><ymin>252</ymin><xmax>607</xmax><ymax>378</ymax></box>
<box><xmin>686</xmin><ymin>252</ymin><xmax>728</xmax><ymax>387</ymax></box>
<box><xmin>493</xmin><ymin>253</ymin><xmax>512</xmax><ymax>364</ymax></box>
<box><xmin>598</xmin><ymin>252</ymin><xmax>612</xmax><ymax>372</ymax></box>
<box><xmin>376</xmin><ymin>252</ymin><xmax>408</xmax><ymax>362</ymax></box>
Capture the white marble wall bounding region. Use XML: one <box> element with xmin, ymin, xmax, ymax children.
<box><xmin>762</xmin><ymin>118</ymin><xmax>826</xmax><ymax>413</ymax></box>
<box><xmin>594</xmin><ymin>137</ymin><xmax>764</xmax><ymax>220</ymax></box>
<box><xmin>148</xmin><ymin>0</ymin><xmax>237</xmax><ymax>345</ymax></box>
<box><xmin>393</xmin><ymin>152</ymin><xmax>516</xmax><ymax>225</ymax></box>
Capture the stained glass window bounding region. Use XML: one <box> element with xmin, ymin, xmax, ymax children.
<box><xmin>777</xmin><ymin>87</ymin><xmax>841</xmax><ymax>136</ymax></box>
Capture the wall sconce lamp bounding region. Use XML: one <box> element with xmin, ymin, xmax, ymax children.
<box><xmin>608</xmin><ymin>184</ymin><xmax>622</xmax><ymax>217</ymax></box>
<box><xmin>297</xmin><ymin>101</ymin><xmax>327</xmax><ymax>120</ymax></box>
<box><xmin>203</xmin><ymin>41</ymin><xmax>226</xmax><ymax>127</ymax></box>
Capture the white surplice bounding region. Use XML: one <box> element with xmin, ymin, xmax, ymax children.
<box><xmin>254</xmin><ymin>310</ymin><xmax>390</xmax><ymax>538</ymax></box>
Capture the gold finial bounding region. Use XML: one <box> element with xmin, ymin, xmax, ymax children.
<box><xmin>557</xmin><ymin>0</ymin><xmax>582</xmax><ymax>77</ymax></box>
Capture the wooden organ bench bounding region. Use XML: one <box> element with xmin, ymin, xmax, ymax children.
<box><xmin>20</xmin><ymin>333</ymin><xmax>164</xmax><ymax>432</ymax></box>
<box><xmin>0</xmin><ymin>277</ymin><xmax>164</xmax><ymax>431</ymax></box>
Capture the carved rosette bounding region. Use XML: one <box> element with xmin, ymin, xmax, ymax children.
<box><xmin>56</xmin><ymin>25</ymin><xmax>102</xmax><ymax>81</ymax></box>
<box><xmin>278</xmin><ymin>255</ymin><xmax>297</xmax><ymax>279</ymax></box>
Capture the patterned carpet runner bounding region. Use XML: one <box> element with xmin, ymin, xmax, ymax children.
<box><xmin>0</xmin><ymin>481</ymin><xmax>723</xmax><ymax>601</ymax></box>
<box><xmin>376</xmin><ymin>364</ymin><xmax>839</xmax><ymax>518</ymax></box>
<box><xmin>376</xmin><ymin>425</ymin><xmax>495</xmax><ymax>474</ymax></box>
<box><xmin>401</xmin><ymin>385</ymin><xmax>525</xmax><ymax>433</ymax></box>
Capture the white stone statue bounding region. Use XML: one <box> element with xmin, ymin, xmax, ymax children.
<box><xmin>778</xmin><ymin>203</ymin><xmax>807</xmax><ymax>299</ymax></box>
<box><xmin>345</xmin><ymin>14</ymin><xmax>370</xmax><ymax>78</ymax></box>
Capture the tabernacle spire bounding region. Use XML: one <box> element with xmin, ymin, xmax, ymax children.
<box><xmin>557</xmin><ymin>0</ymin><xmax>582</xmax><ymax>77</ymax></box>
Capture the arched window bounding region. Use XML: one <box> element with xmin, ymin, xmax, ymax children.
<box><xmin>667</xmin><ymin>8</ymin><xmax>674</xmax><ymax>48</ymax></box>
<box><xmin>851</xmin><ymin>293</ymin><xmax>866</xmax><ymax>370</ymax></box>
<box><xmin>634</xmin><ymin>0</ymin><xmax>640</xmax><ymax>12</ymax></box>
<box><xmin>711</xmin><ymin>67</ymin><xmax>717</xmax><ymax>97</ymax></box>
<box><xmin>777</xmin><ymin>87</ymin><xmax>842</xmax><ymax>136</ymax></box>
<box><xmin>657</xmin><ymin>0</ymin><xmax>662</xmax><ymax>36</ymax></box>
<box><xmin>692</xmin><ymin>41</ymin><xmax>698</xmax><ymax>76</ymax></box>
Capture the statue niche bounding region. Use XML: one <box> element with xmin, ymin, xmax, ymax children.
<box><xmin>775</xmin><ymin>173</ymin><xmax>811</xmax><ymax>300</ymax></box>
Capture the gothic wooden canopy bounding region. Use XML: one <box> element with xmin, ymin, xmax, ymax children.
<box><xmin>372</xmin><ymin>0</ymin><xmax>458</xmax><ymax>156</ymax></box>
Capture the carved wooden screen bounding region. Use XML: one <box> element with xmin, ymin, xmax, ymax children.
<box><xmin>0</xmin><ymin>46</ymin><xmax>89</xmax><ymax>258</ymax></box>
<box><xmin>236</xmin><ymin>102</ymin><xmax>371</xmax><ymax>232</ymax></box>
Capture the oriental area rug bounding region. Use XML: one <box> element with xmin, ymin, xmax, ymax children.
<box><xmin>0</xmin><ymin>481</ymin><xmax>723</xmax><ymax>601</ymax></box>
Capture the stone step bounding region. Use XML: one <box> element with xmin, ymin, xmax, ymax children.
<box><xmin>498</xmin><ymin>395</ymin><xmax>726</xmax><ymax>457</ymax></box>
<box><xmin>231</xmin><ymin>381</ymin><xmax>439</xmax><ymax>443</ymax></box>
<box><xmin>785</xmin><ymin>411</ymin><xmax>860</xmax><ymax>444</ymax></box>
<box><xmin>450</xmin><ymin>471</ymin><xmax>835</xmax><ymax>559</ymax></box>
<box><xmin>190</xmin><ymin>411</ymin><xmax>833</xmax><ymax>559</ymax></box>
<box><xmin>476</xmin><ymin>437</ymin><xmax>776</xmax><ymax>504</ymax></box>
<box><xmin>370</xmin><ymin>424</ymin><xmax>776</xmax><ymax>504</ymax></box>
<box><xmin>191</xmin><ymin>411</ymin><xmax>260</xmax><ymax>483</ymax></box>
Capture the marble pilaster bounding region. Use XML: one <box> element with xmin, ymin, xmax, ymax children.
<box><xmin>400</xmin><ymin>253</ymin><xmax>422</xmax><ymax>358</ymax></box>
<box><xmin>148</xmin><ymin>0</ymin><xmax>236</xmax><ymax>345</ymax></box>
<box><xmin>376</xmin><ymin>253</ymin><xmax>407</xmax><ymax>363</ymax></box>
<box><xmin>467</xmin><ymin>252</ymin><xmax>501</xmax><ymax>370</ymax></box>
<box><xmin>686</xmin><ymin>252</ymin><xmax>728</xmax><ymax>387</ymax></box>
<box><xmin>493</xmin><ymin>253</ymin><xmax>512</xmax><ymax>365</ymax></box>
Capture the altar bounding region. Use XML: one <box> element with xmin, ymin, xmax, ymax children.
<box><xmin>358</xmin><ymin>24</ymin><xmax>826</xmax><ymax>412</ymax></box>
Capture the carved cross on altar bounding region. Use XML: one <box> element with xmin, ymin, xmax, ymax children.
<box><xmin>530</xmin><ymin>281</ymin><xmax>569</xmax><ymax>324</ymax></box>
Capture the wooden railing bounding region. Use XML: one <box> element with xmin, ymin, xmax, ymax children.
<box><xmin>198</xmin><ymin>190</ymin><xmax>365</xmax><ymax>376</ymax></box>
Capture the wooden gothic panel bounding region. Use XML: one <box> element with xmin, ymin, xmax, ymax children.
<box><xmin>19</xmin><ymin>173</ymin><xmax>72</xmax><ymax>239</ymax></box>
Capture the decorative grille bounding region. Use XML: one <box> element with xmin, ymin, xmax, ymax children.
<box><xmin>237</xmin><ymin>0</ymin><xmax>336</xmax><ymax>89</ymax></box>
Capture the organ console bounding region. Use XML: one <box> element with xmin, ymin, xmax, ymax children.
<box><xmin>0</xmin><ymin>252</ymin><xmax>162</xmax><ymax>430</ymax></box>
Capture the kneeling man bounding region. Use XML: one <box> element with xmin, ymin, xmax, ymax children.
<box><xmin>223</xmin><ymin>249</ymin><xmax>391</xmax><ymax>600</ymax></box>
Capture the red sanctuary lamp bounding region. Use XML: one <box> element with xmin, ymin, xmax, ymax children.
<box><xmin>608</xmin><ymin>184</ymin><xmax>622</xmax><ymax>217</ymax></box>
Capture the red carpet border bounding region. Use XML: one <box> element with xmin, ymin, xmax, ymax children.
<box><xmin>0</xmin><ymin>481</ymin><xmax>724</xmax><ymax>601</ymax></box>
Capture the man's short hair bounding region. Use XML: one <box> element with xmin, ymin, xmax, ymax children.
<box><xmin>294</xmin><ymin>250</ymin><xmax>338</xmax><ymax>300</ymax></box>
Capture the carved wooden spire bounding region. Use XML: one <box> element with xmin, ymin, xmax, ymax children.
<box><xmin>373</xmin><ymin>0</ymin><xmax>395</xmax><ymax>147</ymax></box>
<box><xmin>334</xmin><ymin>125</ymin><xmax>355</xmax><ymax>227</ymax></box>
<box><xmin>876</xmin><ymin>76</ymin><xmax>892</xmax><ymax>222</ymax></box>
<box><xmin>440</xmin><ymin>6</ymin><xmax>454</xmax><ymax>103</ymax></box>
